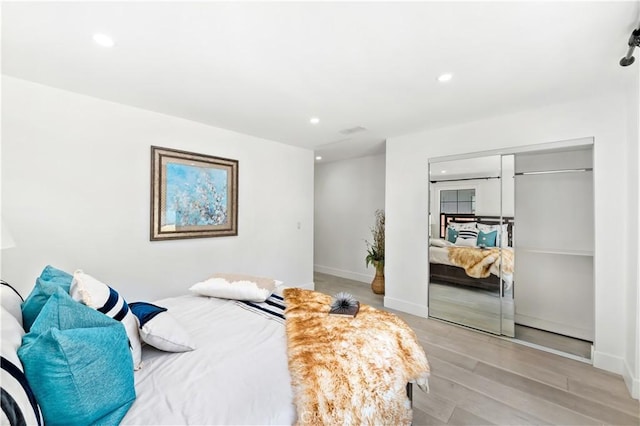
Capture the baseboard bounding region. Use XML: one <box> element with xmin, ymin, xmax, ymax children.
<box><xmin>592</xmin><ymin>350</ymin><xmax>625</xmax><ymax>375</ymax></box>
<box><xmin>515</xmin><ymin>313</ymin><xmax>593</xmax><ymax>342</ymax></box>
<box><xmin>314</xmin><ymin>265</ymin><xmax>372</xmax><ymax>284</ymax></box>
<box><xmin>384</xmin><ymin>296</ymin><xmax>429</xmax><ymax>318</ymax></box>
<box><xmin>623</xmin><ymin>359</ymin><xmax>640</xmax><ymax>400</ymax></box>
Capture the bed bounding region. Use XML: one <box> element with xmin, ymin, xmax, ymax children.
<box><xmin>1</xmin><ymin>268</ymin><xmax>430</xmax><ymax>426</ymax></box>
<box><xmin>429</xmin><ymin>213</ymin><xmax>515</xmax><ymax>291</ymax></box>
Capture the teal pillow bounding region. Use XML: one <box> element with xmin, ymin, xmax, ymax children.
<box><xmin>18</xmin><ymin>288</ymin><xmax>135</xmax><ymax>426</ymax></box>
<box><xmin>477</xmin><ymin>230</ymin><xmax>498</xmax><ymax>247</ymax></box>
<box><xmin>21</xmin><ymin>265</ymin><xmax>73</xmax><ymax>331</ymax></box>
<box><xmin>446</xmin><ymin>227</ymin><xmax>459</xmax><ymax>243</ymax></box>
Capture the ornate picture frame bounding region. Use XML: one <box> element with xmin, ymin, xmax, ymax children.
<box><xmin>150</xmin><ymin>146</ymin><xmax>238</xmax><ymax>240</ymax></box>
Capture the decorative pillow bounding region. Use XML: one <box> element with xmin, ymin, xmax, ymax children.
<box><xmin>477</xmin><ymin>223</ymin><xmax>509</xmax><ymax>247</ymax></box>
<box><xmin>190</xmin><ymin>273</ymin><xmax>277</xmax><ymax>302</ymax></box>
<box><xmin>477</xmin><ymin>230</ymin><xmax>498</xmax><ymax>247</ymax></box>
<box><xmin>454</xmin><ymin>237</ymin><xmax>477</xmax><ymax>247</ymax></box>
<box><xmin>1</xmin><ymin>306</ymin><xmax>43</xmax><ymax>426</ymax></box>
<box><xmin>18</xmin><ymin>289</ymin><xmax>135</xmax><ymax>426</ymax></box>
<box><xmin>448</xmin><ymin>221</ymin><xmax>477</xmax><ymax>231</ymax></box>
<box><xmin>21</xmin><ymin>265</ymin><xmax>73</xmax><ymax>332</ymax></box>
<box><xmin>130</xmin><ymin>302</ymin><xmax>196</xmax><ymax>353</ymax></box>
<box><xmin>429</xmin><ymin>238</ymin><xmax>453</xmax><ymax>248</ymax></box>
<box><xmin>1</xmin><ymin>280</ymin><xmax>24</xmax><ymax>327</ymax></box>
<box><xmin>457</xmin><ymin>229</ymin><xmax>478</xmax><ymax>240</ymax></box>
<box><xmin>69</xmin><ymin>270</ymin><xmax>142</xmax><ymax>370</ymax></box>
<box><xmin>445</xmin><ymin>227</ymin><xmax>458</xmax><ymax>243</ymax></box>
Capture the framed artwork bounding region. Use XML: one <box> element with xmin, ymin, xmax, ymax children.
<box><xmin>150</xmin><ymin>146</ymin><xmax>238</xmax><ymax>240</ymax></box>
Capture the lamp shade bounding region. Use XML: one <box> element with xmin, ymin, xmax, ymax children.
<box><xmin>1</xmin><ymin>220</ymin><xmax>16</xmax><ymax>249</ymax></box>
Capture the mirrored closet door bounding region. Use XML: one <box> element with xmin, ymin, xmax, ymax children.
<box><xmin>427</xmin><ymin>140</ymin><xmax>594</xmax><ymax>357</ymax></box>
<box><xmin>427</xmin><ymin>155</ymin><xmax>514</xmax><ymax>336</ymax></box>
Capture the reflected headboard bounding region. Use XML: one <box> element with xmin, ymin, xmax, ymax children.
<box><xmin>439</xmin><ymin>213</ymin><xmax>515</xmax><ymax>247</ymax></box>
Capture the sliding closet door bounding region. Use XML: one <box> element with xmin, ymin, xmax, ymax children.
<box><xmin>513</xmin><ymin>147</ymin><xmax>594</xmax><ymax>341</ymax></box>
<box><xmin>500</xmin><ymin>155</ymin><xmax>515</xmax><ymax>337</ymax></box>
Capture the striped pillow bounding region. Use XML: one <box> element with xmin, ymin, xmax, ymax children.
<box><xmin>1</xmin><ymin>281</ymin><xmax>24</xmax><ymax>327</ymax></box>
<box><xmin>457</xmin><ymin>229</ymin><xmax>479</xmax><ymax>240</ymax></box>
<box><xmin>69</xmin><ymin>271</ymin><xmax>142</xmax><ymax>370</ymax></box>
<box><xmin>1</xmin><ymin>306</ymin><xmax>42</xmax><ymax>426</ymax></box>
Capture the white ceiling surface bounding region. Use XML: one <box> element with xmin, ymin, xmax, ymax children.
<box><xmin>2</xmin><ymin>2</ymin><xmax>638</xmax><ymax>162</ymax></box>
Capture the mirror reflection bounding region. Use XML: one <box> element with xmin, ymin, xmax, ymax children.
<box><xmin>428</xmin><ymin>155</ymin><xmax>514</xmax><ymax>336</ymax></box>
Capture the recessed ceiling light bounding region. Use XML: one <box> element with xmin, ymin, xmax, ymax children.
<box><xmin>309</xmin><ymin>117</ymin><xmax>320</xmax><ymax>125</ymax></box>
<box><xmin>93</xmin><ymin>33</ymin><xmax>115</xmax><ymax>48</ymax></box>
<box><xmin>315</xmin><ymin>156</ymin><xmax>322</xmax><ymax>161</ymax></box>
<box><xmin>437</xmin><ymin>73</ymin><xmax>453</xmax><ymax>83</ymax></box>
<box><xmin>441</xmin><ymin>170</ymin><xmax>447</xmax><ymax>174</ymax></box>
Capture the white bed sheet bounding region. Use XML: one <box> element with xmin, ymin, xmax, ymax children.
<box><xmin>121</xmin><ymin>293</ymin><xmax>295</xmax><ymax>425</ymax></box>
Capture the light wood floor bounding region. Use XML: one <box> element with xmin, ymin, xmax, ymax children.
<box><xmin>313</xmin><ymin>272</ymin><xmax>640</xmax><ymax>426</ymax></box>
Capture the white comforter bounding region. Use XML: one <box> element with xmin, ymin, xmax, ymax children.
<box><xmin>121</xmin><ymin>293</ymin><xmax>295</xmax><ymax>425</ymax></box>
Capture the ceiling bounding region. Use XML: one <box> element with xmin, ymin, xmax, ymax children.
<box><xmin>2</xmin><ymin>1</ymin><xmax>638</xmax><ymax>162</ymax></box>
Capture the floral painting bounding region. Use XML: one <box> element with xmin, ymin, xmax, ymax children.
<box><xmin>151</xmin><ymin>146</ymin><xmax>238</xmax><ymax>240</ymax></box>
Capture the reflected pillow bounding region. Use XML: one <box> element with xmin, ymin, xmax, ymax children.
<box><xmin>477</xmin><ymin>223</ymin><xmax>509</xmax><ymax>247</ymax></box>
<box><xmin>448</xmin><ymin>222</ymin><xmax>477</xmax><ymax>231</ymax></box>
<box><xmin>454</xmin><ymin>237</ymin><xmax>477</xmax><ymax>247</ymax></box>
<box><xmin>446</xmin><ymin>227</ymin><xmax>458</xmax><ymax>243</ymax></box>
<box><xmin>477</xmin><ymin>230</ymin><xmax>498</xmax><ymax>247</ymax></box>
<box><xmin>430</xmin><ymin>238</ymin><xmax>453</xmax><ymax>248</ymax></box>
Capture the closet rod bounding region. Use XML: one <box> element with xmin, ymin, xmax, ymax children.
<box><xmin>430</xmin><ymin>176</ymin><xmax>500</xmax><ymax>183</ymax></box>
<box><xmin>515</xmin><ymin>168</ymin><xmax>592</xmax><ymax>176</ymax></box>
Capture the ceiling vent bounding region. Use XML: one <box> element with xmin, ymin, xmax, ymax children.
<box><xmin>339</xmin><ymin>126</ymin><xmax>367</xmax><ymax>135</ymax></box>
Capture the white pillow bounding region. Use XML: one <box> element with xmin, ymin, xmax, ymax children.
<box><xmin>429</xmin><ymin>238</ymin><xmax>453</xmax><ymax>248</ymax></box>
<box><xmin>129</xmin><ymin>301</ymin><xmax>195</xmax><ymax>352</ymax></box>
<box><xmin>448</xmin><ymin>221</ymin><xmax>477</xmax><ymax>231</ymax></box>
<box><xmin>455</xmin><ymin>237</ymin><xmax>477</xmax><ymax>247</ymax></box>
<box><xmin>70</xmin><ymin>270</ymin><xmax>143</xmax><ymax>370</ymax></box>
<box><xmin>141</xmin><ymin>312</ymin><xmax>195</xmax><ymax>352</ymax></box>
<box><xmin>190</xmin><ymin>273</ymin><xmax>277</xmax><ymax>302</ymax></box>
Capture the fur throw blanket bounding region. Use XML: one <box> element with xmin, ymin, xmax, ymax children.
<box><xmin>283</xmin><ymin>288</ymin><xmax>430</xmax><ymax>426</ymax></box>
<box><xmin>447</xmin><ymin>247</ymin><xmax>514</xmax><ymax>279</ymax></box>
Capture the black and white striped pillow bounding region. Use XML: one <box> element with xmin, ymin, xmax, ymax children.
<box><xmin>457</xmin><ymin>229</ymin><xmax>479</xmax><ymax>240</ymax></box>
<box><xmin>1</xmin><ymin>299</ymin><xmax>42</xmax><ymax>426</ymax></box>
<box><xmin>1</xmin><ymin>357</ymin><xmax>42</xmax><ymax>426</ymax></box>
<box><xmin>69</xmin><ymin>271</ymin><xmax>142</xmax><ymax>370</ymax></box>
<box><xmin>1</xmin><ymin>281</ymin><xmax>24</xmax><ymax>328</ymax></box>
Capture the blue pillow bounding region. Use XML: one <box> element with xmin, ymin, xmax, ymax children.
<box><xmin>21</xmin><ymin>265</ymin><xmax>73</xmax><ymax>331</ymax></box>
<box><xmin>446</xmin><ymin>227</ymin><xmax>459</xmax><ymax>243</ymax></box>
<box><xmin>477</xmin><ymin>230</ymin><xmax>498</xmax><ymax>247</ymax></box>
<box><xmin>129</xmin><ymin>302</ymin><xmax>167</xmax><ymax>327</ymax></box>
<box><xmin>18</xmin><ymin>288</ymin><xmax>135</xmax><ymax>426</ymax></box>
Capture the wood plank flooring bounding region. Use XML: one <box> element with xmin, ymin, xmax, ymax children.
<box><xmin>313</xmin><ymin>272</ymin><xmax>639</xmax><ymax>426</ymax></box>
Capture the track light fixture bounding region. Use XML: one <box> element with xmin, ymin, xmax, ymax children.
<box><xmin>620</xmin><ymin>26</ymin><xmax>640</xmax><ymax>66</ymax></box>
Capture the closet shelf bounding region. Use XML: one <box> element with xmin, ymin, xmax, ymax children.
<box><xmin>515</xmin><ymin>247</ymin><xmax>594</xmax><ymax>256</ymax></box>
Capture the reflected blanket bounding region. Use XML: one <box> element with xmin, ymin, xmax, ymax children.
<box><xmin>283</xmin><ymin>288</ymin><xmax>430</xmax><ymax>426</ymax></box>
<box><xmin>447</xmin><ymin>247</ymin><xmax>514</xmax><ymax>279</ymax></box>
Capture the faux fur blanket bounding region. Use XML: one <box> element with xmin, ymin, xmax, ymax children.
<box><xmin>283</xmin><ymin>288</ymin><xmax>430</xmax><ymax>426</ymax></box>
<box><xmin>447</xmin><ymin>247</ymin><xmax>514</xmax><ymax>279</ymax></box>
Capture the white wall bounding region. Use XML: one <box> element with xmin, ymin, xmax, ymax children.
<box><xmin>625</xmin><ymin>68</ymin><xmax>639</xmax><ymax>399</ymax></box>
<box><xmin>385</xmin><ymin>89</ymin><xmax>637</xmax><ymax>393</ymax></box>
<box><xmin>314</xmin><ymin>154</ymin><xmax>385</xmax><ymax>282</ymax></box>
<box><xmin>1</xmin><ymin>76</ymin><xmax>315</xmax><ymax>301</ymax></box>
<box><xmin>429</xmin><ymin>177</ymin><xmax>514</xmax><ymax>238</ymax></box>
